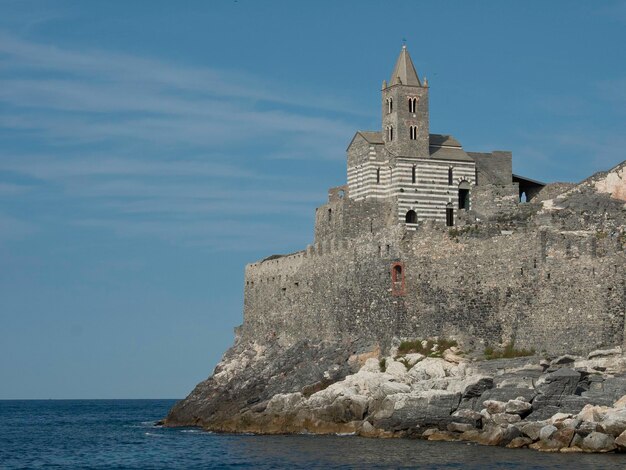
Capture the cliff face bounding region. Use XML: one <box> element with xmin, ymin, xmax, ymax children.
<box><xmin>165</xmin><ymin>163</ymin><xmax>626</xmax><ymax>452</ymax></box>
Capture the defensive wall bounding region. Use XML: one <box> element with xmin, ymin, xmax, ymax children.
<box><xmin>241</xmin><ymin>185</ymin><xmax>626</xmax><ymax>355</ymax></box>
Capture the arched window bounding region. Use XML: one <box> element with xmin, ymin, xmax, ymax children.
<box><xmin>376</xmin><ymin>167</ymin><xmax>381</xmax><ymax>184</ymax></box>
<box><xmin>387</xmin><ymin>97</ymin><xmax>393</xmax><ymax>114</ymax></box>
<box><xmin>328</xmin><ymin>208</ymin><xmax>332</xmax><ymax>221</ymax></box>
<box><xmin>411</xmin><ymin>165</ymin><xmax>416</xmax><ymax>184</ymax></box>
<box><xmin>391</xmin><ymin>262</ymin><xmax>405</xmax><ymax>295</ymax></box>
<box><xmin>458</xmin><ymin>181</ymin><xmax>470</xmax><ymax>210</ymax></box>
<box><xmin>409</xmin><ymin>125</ymin><xmax>417</xmax><ymax>140</ymax></box>
<box><xmin>448</xmin><ymin>167</ymin><xmax>453</xmax><ymax>186</ymax></box>
<box><xmin>405</xmin><ymin>210</ymin><xmax>417</xmax><ymax>224</ymax></box>
<box><xmin>386</xmin><ymin>126</ymin><xmax>393</xmax><ymax>142</ymax></box>
<box><xmin>408</xmin><ymin>97</ymin><xmax>417</xmax><ymax>113</ymax></box>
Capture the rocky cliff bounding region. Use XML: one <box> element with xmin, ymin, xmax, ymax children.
<box><xmin>165</xmin><ymin>163</ymin><xmax>626</xmax><ymax>453</ymax></box>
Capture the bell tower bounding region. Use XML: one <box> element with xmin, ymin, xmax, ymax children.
<box><xmin>381</xmin><ymin>45</ymin><xmax>429</xmax><ymax>158</ymax></box>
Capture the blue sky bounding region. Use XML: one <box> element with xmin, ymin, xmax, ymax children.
<box><xmin>1</xmin><ymin>0</ymin><xmax>625</xmax><ymax>399</ymax></box>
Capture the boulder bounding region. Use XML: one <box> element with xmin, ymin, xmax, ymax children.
<box><xmin>443</xmin><ymin>349</ymin><xmax>466</xmax><ymax>364</ymax></box>
<box><xmin>385</xmin><ymin>360</ymin><xmax>408</xmax><ymax>379</ymax></box>
<box><xmin>554</xmin><ymin>418</ymin><xmax>580</xmax><ymax>430</ymax></box>
<box><xmin>551</xmin><ymin>428</ymin><xmax>576</xmax><ymax>448</ymax></box>
<box><xmin>550</xmin><ymin>355</ymin><xmax>576</xmax><ymax>366</ymax></box>
<box><xmin>505</xmin><ymin>399</ymin><xmax>532</xmax><ymax>415</ymax></box>
<box><xmin>580</xmin><ymin>432</ymin><xmax>616</xmax><ymax>452</ymax></box>
<box><xmin>588</xmin><ymin>346</ymin><xmax>622</xmax><ymax>359</ymax></box>
<box><xmin>539</xmin><ymin>424</ymin><xmax>558</xmax><ymax>442</ymax></box>
<box><xmin>461</xmin><ymin>377</ymin><xmax>494</xmax><ymax>399</ymax></box>
<box><xmin>484</xmin><ymin>400</ymin><xmax>506</xmax><ymax>414</ymax></box>
<box><xmin>520</xmin><ymin>421</ymin><xmax>546</xmax><ymax>440</ymax></box>
<box><xmin>451</xmin><ymin>408</ymin><xmax>482</xmax><ymax>427</ymax></box>
<box><xmin>536</xmin><ymin>368</ymin><xmax>581</xmax><ymax>398</ymax></box>
<box><xmin>615</xmin><ymin>429</ymin><xmax>626</xmax><ymax>450</ymax></box>
<box><xmin>548</xmin><ymin>412</ymin><xmax>573</xmax><ymax>424</ymax></box>
<box><xmin>403</xmin><ymin>353</ymin><xmax>424</xmax><ymax>367</ymax></box>
<box><xmin>266</xmin><ymin>393</ymin><xmax>303</xmax><ymax>414</ymax></box>
<box><xmin>577</xmin><ymin>404</ymin><xmax>609</xmax><ymax>423</ymax></box>
<box><xmin>614</xmin><ymin>395</ymin><xmax>626</xmax><ymax>409</ymax></box>
<box><xmin>506</xmin><ymin>437</ymin><xmax>533</xmax><ymax>448</ymax></box>
<box><xmin>491</xmin><ymin>413</ymin><xmax>521</xmax><ymax>425</ymax></box>
<box><xmin>360</xmin><ymin>358</ymin><xmax>382</xmax><ymax>373</ymax></box>
<box><xmin>407</xmin><ymin>358</ymin><xmax>448</xmax><ymax>381</ymax></box>
<box><xmin>468</xmin><ymin>387</ymin><xmax>536</xmax><ymax>411</ymax></box>
<box><xmin>598</xmin><ymin>408</ymin><xmax>626</xmax><ymax>437</ymax></box>
<box><xmin>372</xmin><ymin>390</ymin><xmax>461</xmax><ymax>431</ymax></box>
<box><xmin>576</xmin><ymin>420</ymin><xmax>600</xmax><ymax>437</ymax></box>
<box><xmin>447</xmin><ymin>422</ymin><xmax>476</xmax><ymax>433</ymax></box>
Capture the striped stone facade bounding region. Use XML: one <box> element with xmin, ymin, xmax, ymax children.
<box><xmin>345</xmin><ymin>45</ymin><xmax>478</xmax><ymax>228</ymax></box>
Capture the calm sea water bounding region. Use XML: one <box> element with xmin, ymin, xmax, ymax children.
<box><xmin>0</xmin><ymin>399</ymin><xmax>624</xmax><ymax>469</ymax></box>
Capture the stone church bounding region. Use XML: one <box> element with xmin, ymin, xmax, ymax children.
<box><xmin>241</xmin><ymin>45</ymin><xmax>625</xmax><ymax>355</ymax></box>
<box><xmin>345</xmin><ymin>45</ymin><xmax>542</xmax><ymax>228</ymax></box>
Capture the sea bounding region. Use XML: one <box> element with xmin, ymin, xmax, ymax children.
<box><xmin>0</xmin><ymin>399</ymin><xmax>623</xmax><ymax>469</ymax></box>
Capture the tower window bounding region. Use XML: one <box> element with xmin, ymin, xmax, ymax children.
<box><xmin>448</xmin><ymin>167</ymin><xmax>453</xmax><ymax>186</ymax></box>
<box><xmin>386</xmin><ymin>126</ymin><xmax>393</xmax><ymax>142</ymax></box>
<box><xmin>386</xmin><ymin>97</ymin><xmax>393</xmax><ymax>114</ymax></box>
<box><xmin>391</xmin><ymin>262</ymin><xmax>405</xmax><ymax>296</ymax></box>
<box><xmin>328</xmin><ymin>208</ymin><xmax>332</xmax><ymax>221</ymax></box>
<box><xmin>409</xmin><ymin>125</ymin><xmax>417</xmax><ymax>140</ymax></box>
<box><xmin>408</xmin><ymin>97</ymin><xmax>418</xmax><ymax>113</ymax></box>
<box><xmin>411</xmin><ymin>165</ymin><xmax>416</xmax><ymax>184</ymax></box>
<box><xmin>376</xmin><ymin>167</ymin><xmax>381</xmax><ymax>184</ymax></box>
<box><xmin>405</xmin><ymin>210</ymin><xmax>417</xmax><ymax>224</ymax></box>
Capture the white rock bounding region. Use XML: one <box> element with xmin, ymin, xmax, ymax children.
<box><xmin>505</xmin><ymin>399</ymin><xmax>532</xmax><ymax>415</ymax></box>
<box><xmin>360</xmin><ymin>357</ymin><xmax>381</xmax><ymax>373</ymax></box>
<box><xmin>385</xmin><ymin>359</ymin><xmax>408</xmax><ymax>379</ymax></box>
<box><xmin>443</xmin><ymin>349</ymin><xmax>466</xmax><ymax>364</ymax></box>
<box><xmin>403</xmin><ymin>353</ymin><xmax>424</xmax><ymax>367</ymax></box>
<box><xmin>613</xmin><ymin>395</ymin><xmax>626</xmax><ymax>409</ymax></box>
<box><xmin>539</xmin><ymin>424</ymin><xmax>558</xmax><ymax>442</ymax></box>
<box><xmin>549</xmin><ymin>412</ymin><xmax>573</xmax><ymax>424</ymax></box>
<box><xmin>578</xmin><ymin>404</ymin><xmax>610</xmax><ymax>423</ymax></box>
<box><xmin>267</xmin><ymin>393</ymin><xmax>303</xmax><ymax>413</ymax></box>
<box><xmin>588</xmin><ymin>346</ymin><xmax>622</xmax><ymax>359</ymax></box>
<box><xmin>408</xmin><ymin>358</ymin><xmax>449</xmax><ymax>381</ymax></box>
<box><xmin>484</xmin><ymin>400</ymin><xmax>506</xmax><ymax>414</ymax></box>
<box><xmin>380</xmin><ymin>381</ymin><xmax>411</xmax><ymax>395</ymax></box>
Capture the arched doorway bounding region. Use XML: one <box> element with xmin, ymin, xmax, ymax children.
<box><xmin>405</xmin><ymin>210</ymin><xmax>417</xmax><ymax>224</ymax></box>
<box><xmin>458</xmin><ymin>181</ymin><xmax>470</xmax><ymax>210</ymax></box>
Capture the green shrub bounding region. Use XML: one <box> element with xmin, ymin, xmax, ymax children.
<box><xmin>484</xmin><ymin>340</ymin><xmax>535</xmax><ymax>360</ymax></box>
<box><xmin>379</xmin><ymin>357</ymin><xmax>387</xmax><ymax>372</ymax></box>
<box><xmin>397</xmin><ymin>338</ymin><xmax>458</xmax><ymax>358</ymax></box>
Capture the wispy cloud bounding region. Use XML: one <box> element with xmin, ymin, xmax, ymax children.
<box><xmin>0</xmin><ymin>31</ymin><xmax>357</xmax><ymax>248</ymax></box>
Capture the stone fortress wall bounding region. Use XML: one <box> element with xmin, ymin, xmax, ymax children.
<box><xmin>242</xmin><ymin>173</ymin><xmax>626</xmax><ymax>355</ymax></box>
<box><xmin>241</xmin><ymin>46</ymin><xmax>626</xmax><ymax>357</ymax></box>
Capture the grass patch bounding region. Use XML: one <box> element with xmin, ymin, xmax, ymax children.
<box><xmin>484</xmin><ymin>340</ymin><xmax>535</xmax><ymax>360</ymax></box>
<box><xmin>448</xmin><ymin>225</ymin><xmax>480</xmax><ymax>239</ymax></box>
<box><xmin>379</xmin><ymin>357</ymin><xmax>387</xmax><ymax>372</ymax></box>
<box><xmin>397</xmin><ymin>338</ymin><xmax>458</xmax><ymax>358</ymax></box>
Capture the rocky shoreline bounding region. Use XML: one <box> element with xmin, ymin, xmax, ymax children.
<box><xmin>164</xmin><ymin>339</ymin><xmax>626</xmax><ymax>453</ymax></box>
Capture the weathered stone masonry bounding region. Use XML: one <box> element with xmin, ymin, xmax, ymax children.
<box><xmin>241</xmin><ymin>46</ymin><xmax>626</xmax><ymax>355</ymax></box>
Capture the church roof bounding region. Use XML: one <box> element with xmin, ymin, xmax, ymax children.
<box><xmin>429</xmin><ymin>134</ymin><xmax>474</xmax><ymax>162</ymax></box>
<box><xmin>390</xmin><ymin>45</ymin><xmax>422</xmax><ymax>87</ymax></box>
<box><xmin>357</xmin><ymin>131</ymin><xmax>384</xmax><ymax>144</ymax></box>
